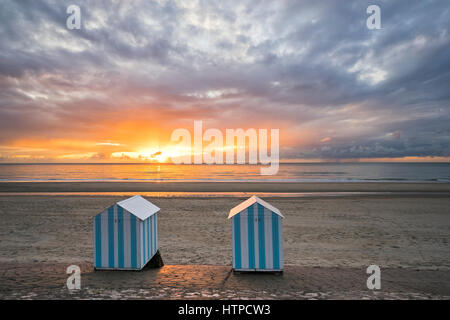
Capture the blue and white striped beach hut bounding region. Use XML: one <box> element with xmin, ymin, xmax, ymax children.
<box><xmin>93</xmin><ymin>195</ymin><xmax>160</xmax><ymax>270</ymax></box>
<box><xmin>229</xmin><ymin>196</ymin><xmax>284</xmax><ymax>272</ymax></box>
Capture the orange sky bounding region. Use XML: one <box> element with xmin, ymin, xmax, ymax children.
<box><xmin>1</xmin><ymin>2</ymin><xmax>449</xmax><ymax>163</ymax></box>
<box><xmin>2</xmin><ymin>124</ymin><xmax>449</xmax><ymax>163</ymax></box>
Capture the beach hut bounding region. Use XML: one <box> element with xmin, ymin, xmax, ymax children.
<box><xmin>228</xmin><ymin>196</ymin><xmax>284</xmax><ymax>272</ymax></box>
<box><xmin>93</xmin><ymin>195</ymin><xmax>160</xmax><ymax>270</ymax></box>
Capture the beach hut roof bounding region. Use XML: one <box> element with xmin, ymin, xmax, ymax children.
<box><xmin>117</xmin><ymin>195</ymin><xmax>160</xmax><ymax>221</ymax></box>
<box><xmin>228</xmin><ymin>196</ymin><xmax>284</xmax><ymax>219</ymax></box>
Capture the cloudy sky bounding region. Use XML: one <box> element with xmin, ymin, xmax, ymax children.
<box><xmin>1</xmin><ymin>0</ymin><xmax>449</xmax><ymax>162</ymax></box>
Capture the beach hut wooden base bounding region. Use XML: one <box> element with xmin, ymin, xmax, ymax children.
<box><xmin>233</xmin><ymin>269</ymin><xmax>283</xmax><ymax>274</ymax></box>
<box><xmin>229</xmin><ymin>196</ymin><xmax>284</xmax><ymax>272</ymax></box>
<box><xmin>93</xmin><ymin>195</ymin><xmax>160</xmax><ymax>271</ymax></box>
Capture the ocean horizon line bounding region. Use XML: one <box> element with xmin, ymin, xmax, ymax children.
<box><xmin>1</xmin><ymin>161</ymin><xmax>450</xmax><ymax>165</ymax></box>
<box><xmin>1</xmin><ymin>178</ymin><xmax>450</xmax><ymax>183</ymax></box>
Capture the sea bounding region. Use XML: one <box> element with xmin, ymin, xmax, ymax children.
<box><xmin>0</xmin><ymin>162</ymin><xmax>449</xmax><ymax>183</ymax></box>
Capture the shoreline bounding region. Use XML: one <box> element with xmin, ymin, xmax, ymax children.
<box><xmin>1</xmin><ymin>181</ymin><xmax>450</xmax><ymax>193</ymax></box>
<box><xmin>1</xmin><ymin>192</ymin><xmax>450</xmax><ymax>199</ymax></box>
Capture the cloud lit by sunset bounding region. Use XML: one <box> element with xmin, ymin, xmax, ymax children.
<box><xmin>1</xmin><ymin>0</ymin><xmax>449</xmax><ymax>163</ymax></box>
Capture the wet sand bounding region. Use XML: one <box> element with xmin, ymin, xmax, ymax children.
<box><xmin>1</xmin><ymin>181</ymin><xmax>450</xmax><ymax>193</ymax></box>
<box><xmin>0</xmin><ymin>182</ymin><xmax>449</xmax><ymax>299</ymax></box>
<box><xmin>2</xmin><ymin>263</ymin><xmax>449</xmax><ymax>300</ymax></box>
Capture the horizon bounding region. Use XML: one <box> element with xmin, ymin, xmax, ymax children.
<box><xmin>1</xmin><ymin>160</ymin><xmax>450</xmax><ymax>165</ymax></box>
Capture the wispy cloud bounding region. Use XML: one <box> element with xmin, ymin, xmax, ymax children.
<box><xmin>0</xmin><ymin>0</ymin><xmax>449</xmax><ymax>161</ymax></box>
<box><xmin>96</xmin><ymin>142</ymin><xmax>122</xmax><ymax>146</ymax></box>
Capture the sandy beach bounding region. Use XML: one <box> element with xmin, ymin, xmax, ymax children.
<box><xmin>0</xmin><ymin>182</ymin><xmax>449</xmax><ymax>299</ymax></box>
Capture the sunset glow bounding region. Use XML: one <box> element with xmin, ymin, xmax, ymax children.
<box><xmin>0</xmin><ymin>1</ymin><xmax>449</xmax><ymax>163</ymax></box>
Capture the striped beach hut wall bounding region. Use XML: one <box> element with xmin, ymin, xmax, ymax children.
<box><xmin>93</xmin><ymin>195</ymin><xmax>160</xmax><ymax>270</ymax></box>
<box><xmin>228</xmin><ymin>196</ymin><xmax>284</xmax><ymax>272</ymax></box>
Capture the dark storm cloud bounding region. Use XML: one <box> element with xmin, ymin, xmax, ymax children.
<box><xmin>0</xmin><ymin>0</ymin><xmax>449</xmax><ymax>159</ymax></box>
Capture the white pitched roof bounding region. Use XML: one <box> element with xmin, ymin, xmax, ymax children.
<box><xmin>117</xmin><ymin>195</ymin><xmax>160</xmax><ymax>221</ymax></box>
<box><xmin>228</xmin><ymin>196</ymin><xmax>284</xmax><ymax>219</ymax></box>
